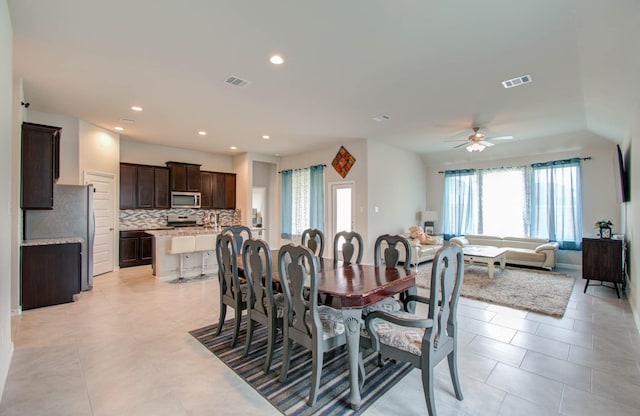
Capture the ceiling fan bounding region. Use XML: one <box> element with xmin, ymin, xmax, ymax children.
<box><xmin>452</xmin><ymin>127</ymin><xmax>513</xmax><ymax>152</ymax></box>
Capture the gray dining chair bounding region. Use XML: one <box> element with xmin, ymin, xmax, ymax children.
<box><xmin>373</xmin><ymin>234</ymin><xmax>412</xmax><ymax>269</ymax></box>
<box><xmin>365</xmin><ymin>234</ymin><xmax>414</xmax><ymax>315</ymax></box>
<box><xmin>242</xmin><ymin>238</ymin><xmax>284</xmax><ymax>373</ymax></box>
<box><xmin>364</xmin><ymin>244</ymin><xmax>465</xmax><ymax>416</ymax></box>
<box><xmin>278</xmin><ymin>243</ymin><xmax>347</xmax><ymax>407</ymax></box>
<box><xmin>215</xmin><ymin>233</ymin><xmax>249</xmax><ymax>347</ymax></box>
<box><xmin>333</xmin><ymin>230</ymin><xmax>364</xmax><ymax>264</ymax></box>
<box><xmin>222</xmin><ymin>225</ymin><xmax>253</xmax><ymax>254</ymax></box>
<box><xmin>301</xmin><ymin>228</ymin><xmax>325</xmax><ymax>257</ymax></box>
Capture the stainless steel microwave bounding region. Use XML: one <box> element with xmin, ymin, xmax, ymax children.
<box><xmin>171</xmin><ymin>191</ymin><xmax>201</xmax><ymax>209</ymax></box>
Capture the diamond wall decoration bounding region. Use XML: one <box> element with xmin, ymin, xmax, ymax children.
<box><xmin>331</xmin><ymin>145</ymin><xmax>356</xmax><ymax>178</ymax></box>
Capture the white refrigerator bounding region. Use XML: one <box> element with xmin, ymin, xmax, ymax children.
<box><xmin>23</xmin><ymin>184</ymin><xmax>95</xmax><ymax>291</ymax></box>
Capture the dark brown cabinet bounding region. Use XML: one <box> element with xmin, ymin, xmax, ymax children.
<box><xmin>582</xmin><ymin>237</ymin><xmax>625</xmax><ymax>297</ymax></box>
<box><xmin>21</xmin><ymin>242</ymin><xmax>81</xmax><ymax>310</ymax></box>
<box><xmin>201</xmin><ymin>171</ymin><xmax>236</xmax><ymax>209</ymax></box>
<box><xmin>120</xmin><ymin>164</ymin><xmax>137</xmax><ymax>209</ymax></box>
<box><xmin>137</xmin><ymin>166</ymin><xmax>155</xmax><ymax>208</ymax></box>
<box><xmin>200</xmin><ymin>171</ymin><xmax>213</xmax><ymax>209</ymax></box>
<box><xmin>154</xmin><ymin>167</ymin><xmax>170</xmax><ymax>208</ymax></box>
<box><xmin>167</xmin><ymin>162</ymin><xmax>201</xmax><ymax>192</ymax></box>
<box><xmin>20</xmin><ymin>122</ymin><xmax>62</xmax><ymax>209</ymax></box>
<box><xmin>224</xmin><ymin>173</ymin><xmax>236</xmax><ymax>209</ymax></box>
<box><xmin>119</xmin><ymin>230</ymin><xmax>153</xmax><ymax>268</ymax></box>
<box><xmin>120</xmin><ymin>163</ymin><xmax>169</xmax><ymax>209</ymax></box>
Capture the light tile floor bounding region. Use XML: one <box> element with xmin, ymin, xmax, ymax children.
<box><xmin>1</xmin><ymin>265</ymin><xmax>638</xmax><ymax>415</ymax></box>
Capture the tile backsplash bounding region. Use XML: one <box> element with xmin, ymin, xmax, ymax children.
<box><xmin>120</xmin><ymin>208</ymin><xmax>240</xmax><ymax>230</ymax></box>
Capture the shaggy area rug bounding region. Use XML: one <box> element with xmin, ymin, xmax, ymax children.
<box><xmin>416</xmin><ymin>264</ymin><xmax>575</xmax><ymax>317</ymax></box>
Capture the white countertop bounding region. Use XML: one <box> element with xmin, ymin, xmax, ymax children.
<box><xmin>145</xmin><ymin>227</ymin><xmax>219</xmax><ymax>237</ymax></box>
<box><xmin>22</xmin><ymin>237</ymin><xmax>84</xmax><ymax>246</ymax></box>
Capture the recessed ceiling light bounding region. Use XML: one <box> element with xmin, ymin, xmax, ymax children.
<box><xmin>230</xmin><ymin>146</ymin><xmax>237</xmax><ymax>150</ymax></box>
<box><xmin>262</xmin><ymin>135</ymin><xmax>270</xmax><ymax>139</ymax></box>
<box><xmin>131</xmin><ymin>106</ymin><xmax>143</xmax><ymax>112</ymax></box>
<box><xmin>270</xmin><ymin>55</ymin><xmax>284</xmax><ymax>65</ymax></box>
<box><xmin>198</xmin><ymin>131</ymin><xmax>207</xmax><ymax>136</ymax></box>
<box><xmin>114</xmin><ymin>126</ymin><xmax>124</xmax><ymax>131</ymax></box>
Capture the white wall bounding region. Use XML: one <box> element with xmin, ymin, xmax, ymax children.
<box><xmin>425</xmin><ymin>136</ymin><xmax>620</xmax><ymax>268</ymax></box>
<box><xmin>367</xmin><ymin>140</ymin><xmax>425</xmax><ymax>264</ymax></box>
<box><xmin>247</xmin><ymin>153</ymin><xmax>280</xmax><ymax>247</ymax></box>
<box><xmin>25</xmin><ymin>110</ymin><xmax>80</xmax><ymax>185</ymax></box>
<box><xmin>623</xmin><ymin>125</ymin><xmax>638</xmax><ymax>331</ymax></box>
<box><xmin>78</xmin><ymin>120</ymin><xmax>120</xmax><ymax>179</ymax></box>
<box><xmin>0</xmin><ymin>0</ymin><xmax>13</xmax><ymax>398</ymax></box>
<box><xmin>120</xmin><ymin>139</ymin><xmax>233</xmax><ymax>172</ymax></box>
<box><xmin>9</xmin><ymin>78</ymin><xmax>22</xmax><ymax>315</ymax></box>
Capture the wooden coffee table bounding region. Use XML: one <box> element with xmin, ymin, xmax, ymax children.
<box><xmin>462</xmin><ymin>246</ymin><xmax>507</xmax><ymax>278</ymax></box>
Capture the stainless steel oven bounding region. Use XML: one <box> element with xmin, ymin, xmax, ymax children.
<box><xmin>171</xmin><ymin>191</ymin><xmax>201</xmax><ymax>209</ymax></box>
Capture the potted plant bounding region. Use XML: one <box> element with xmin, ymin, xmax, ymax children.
<box><xmin>595</xmin><ymin>219</ymin><xmax>613</xmax><ymax>239</ymax></box>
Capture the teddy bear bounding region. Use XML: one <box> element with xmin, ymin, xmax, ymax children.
<box><xmin>408</xmin><ymin>225</ymin><xmax>437</xmax><ymax>245</ymax></box>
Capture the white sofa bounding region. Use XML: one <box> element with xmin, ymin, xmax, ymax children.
<box><xmin>449</xmin><ymin>235</ymin><xmax>559</xmax><ymax>270</ymax></box>
<box><xmin>407</xmin><ymin>235</ymin><xmax>444</xmax><ymax>266</ymax></box>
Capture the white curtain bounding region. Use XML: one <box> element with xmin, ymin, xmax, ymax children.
<box><xmin>291</xmin><ymin>168</ymin><xmax>310</xmax><ymax>236</ymax></box>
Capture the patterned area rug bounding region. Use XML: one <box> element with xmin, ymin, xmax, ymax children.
<box><xmin>190</xmin><ymin>320</ymin><xmax>413</xmax><ymax>416</ymax></box>
<box><xmin>416</xmin><ymin>264</ymin><xmax>575</xmax><ymax>317</ymax></box>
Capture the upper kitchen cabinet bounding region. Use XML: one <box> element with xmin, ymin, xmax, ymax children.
<box><xmin>120</xmin><ymin>163</ymin><xmax>170</xmax><ymax>209</ymax></box>
<box><xmin>200</xmin><ymin>171</ymin><xmax>213</xmax><ymax>209</ymax></box>
<box><xmin>20</xmin><ymin>122</ymin><xmax>62</xmax><ymax>209</ymax></box>
<box><xmin>120</xmin><ymin>164</ymin><xmax>137</xmax><ymax>209</ymax></box>
<box><xmin>136</xmin><ymin>165</ymin><xmax>155</xmax><ymax>208</ymax></box>
<box><xmin>202</xmin><ymin>171</ymin><xmax>236</xmax><ymax>209</ymax></box>
<box><xmin>154</xmin><ymin>167</ymin><xmax>170</xmax><ymax>208</ymax></box>
<box><xmin>224</xmin><ymin>173</ymin><xmax>236</xmax><ymax>209</ymax></box>
<box><xmin>166</xmin><ymin>162</ymin><xmax>201</xmax><ymax>192</ymax></box>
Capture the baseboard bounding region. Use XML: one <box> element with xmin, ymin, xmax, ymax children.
<box><xmin>0</xmin><ymin>338</ymin><xmax>14</xmax><ymax>402</ymax></box>
<box><xmin>10</xmin><ymin>307</ymin><xmax>21</xmax><ymax>316</ymax></box>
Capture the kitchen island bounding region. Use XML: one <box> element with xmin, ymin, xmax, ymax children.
<box><xmin>145</xmin><ymin>228</ymin><xmax>219</xmax><ymax>281</ymax></box>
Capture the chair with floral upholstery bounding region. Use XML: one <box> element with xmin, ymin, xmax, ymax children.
<box><xmin>215</xmin><ymin>233</ymin><xmax>249</xmax><ymax>347</ymax></box>
<box><xmin>364</xmin><ymin>234</ymin><xmax>414</xmax><ymax>315</ymax></box>
<box><xmin>242</xmin><ymin>238</ymin><xmax>284</xmax><ymax>373</ymax></box>
<box><xmin>278</xmin><ymin>243</ymin><xmax>347</xmax><ymax>407</ymax></box>
<box><xmin>301</xmin><ymin>228</ymin><xmax>325</xmax><ymax>257</ymax></box>
<box><xmin>364</xmin><ymin>245</ymin><xmax>465</xmax><ymax>415</ymax></box>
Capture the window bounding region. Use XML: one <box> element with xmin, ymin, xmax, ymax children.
<box><xmin>281</xmin><ymin>165</ymin><xmax>325</xmax><ymax>239</ymax></box>
<box><xmin>442</xmin><ymin>158</ymin><xmax>582</xmax><ymax>249</ymax></box>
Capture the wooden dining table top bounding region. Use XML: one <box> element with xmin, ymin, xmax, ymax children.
<box><xmin>237</xmin><ymin>249</ymin><xmax>416</xmax><ymax>309</ymax></box>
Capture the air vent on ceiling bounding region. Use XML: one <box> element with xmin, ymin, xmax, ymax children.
<box><xmin>118</xmin><ymin>118</ymin><xmax>135</xmax><ymax>124</ymax></box>
<box><xmin>372</xmin><ymin>114</ymin><xmax>391</xmax><ymax>122</ymax></box>
<box><xmin>225</xmin><ymin>76</ymin><xmax>251</xmax><ymax>88</ymax></box>
<box><xmin>501</xmin><ymin>74</ymin><xmax>532</xmax><ymax>89</ymax></box>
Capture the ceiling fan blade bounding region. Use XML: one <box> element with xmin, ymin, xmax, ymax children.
<box><xmin>489</xmin><ymin>135</ymin><xmax>514</xmax><ymax>141</ymax></box>
<box><xmin>483</xmin><ymin>141</ymin><xmax>495</xmax><ymax>147</ymax></box>
<box><xmin>453</xmin><ymin>142</ymin><xmax>469</xmax><ymax>149</ymax></box>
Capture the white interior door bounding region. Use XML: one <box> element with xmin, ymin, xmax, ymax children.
<box><xmin>330</xmin><ymin>182</ymin><xmax>355</xmax><ymax>259</ymax></box>
<box><xmin>85</xmin><ymin>171</ymin><xmax>115</xmax><ymax>276</ymax></box>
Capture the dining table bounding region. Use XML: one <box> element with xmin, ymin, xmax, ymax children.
<box><xmin>237</xmin><ymin>250</ymin><xmax>417</xmax><ymax>410</ymax></box>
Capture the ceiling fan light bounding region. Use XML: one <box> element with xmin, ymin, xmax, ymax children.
<box><xmin>467</xmin><ymin>142</ymin><xmax>486</xmax><ymax>152</ymax></box>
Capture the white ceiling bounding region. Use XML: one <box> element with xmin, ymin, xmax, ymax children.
<box><xmin>8</xmin><ymin>0</ymin><xmax>640</xmax><ymax>163</ymax></box>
